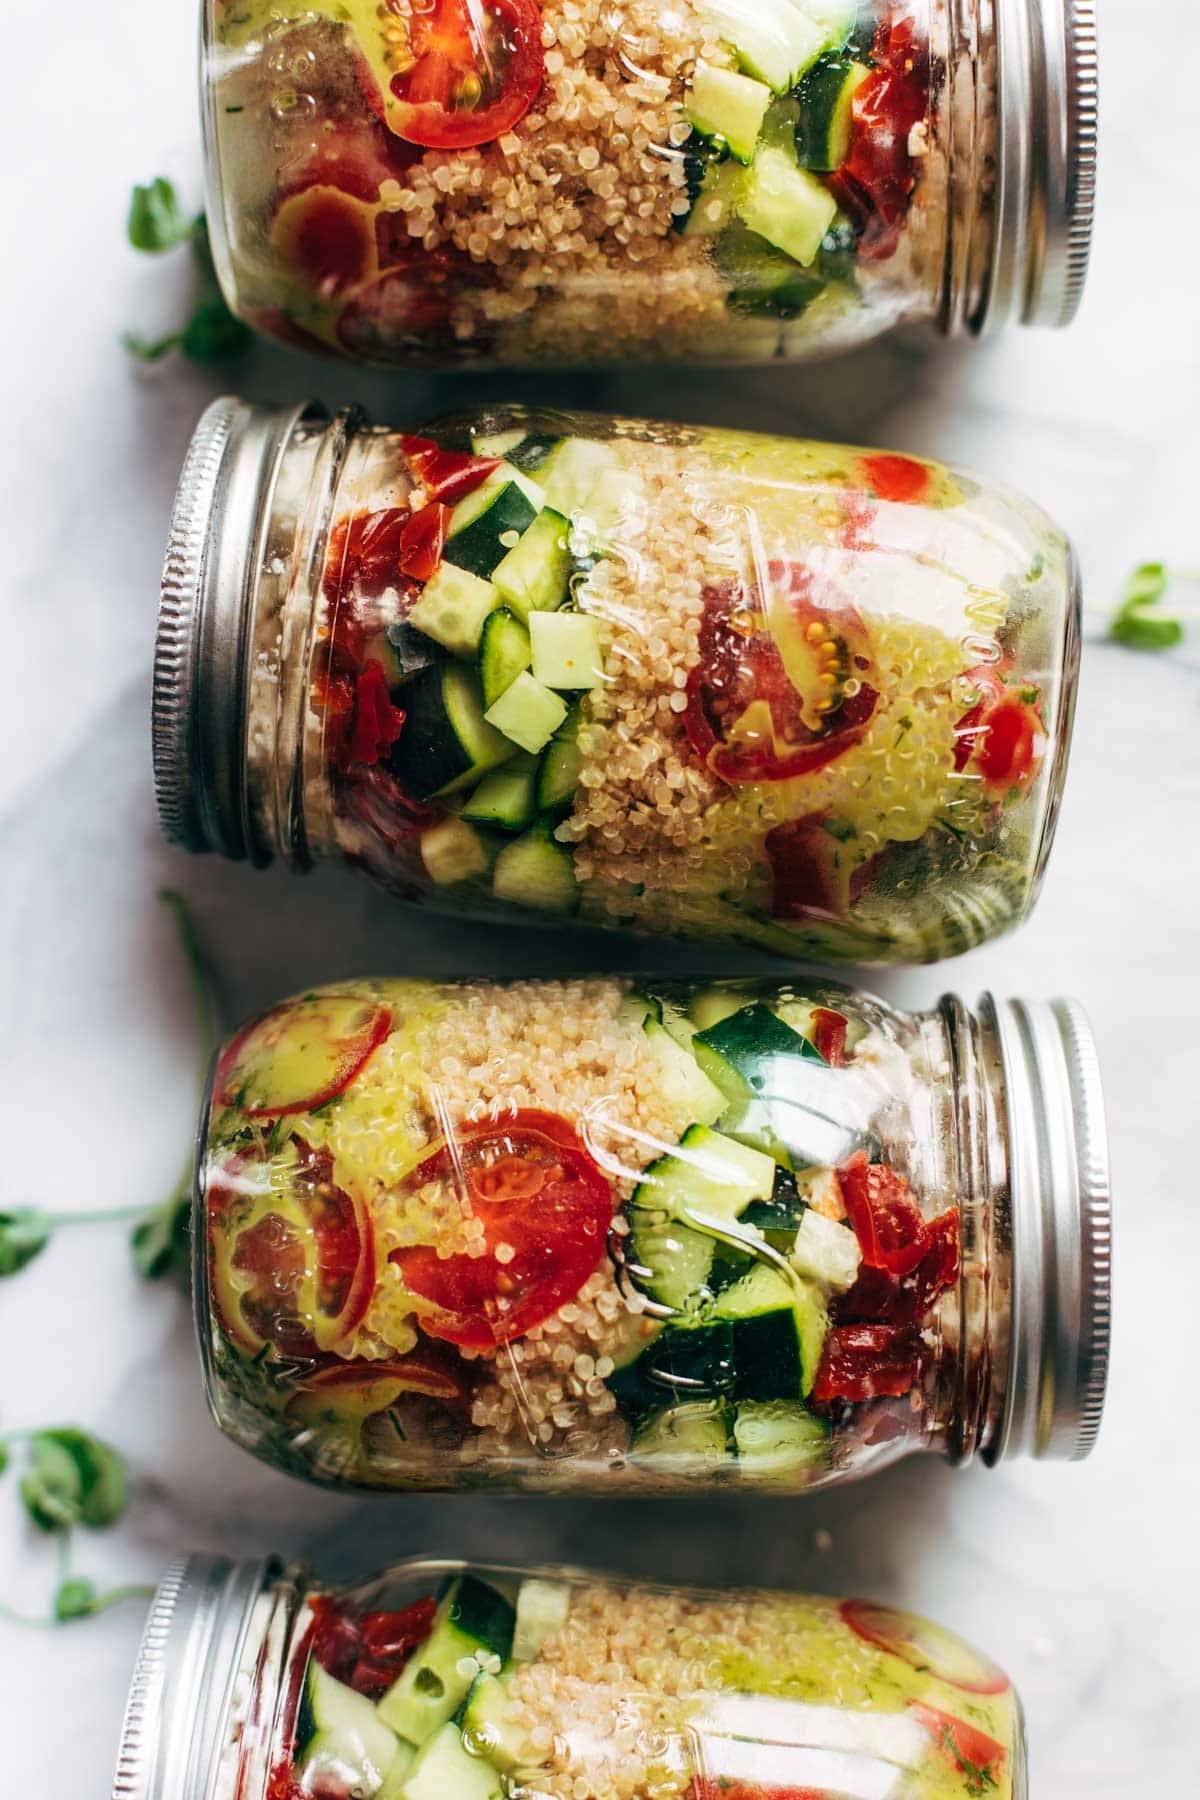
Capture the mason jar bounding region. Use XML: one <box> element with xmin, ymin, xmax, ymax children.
<box><xmin>114</xmin><ymin>1553</ymin><xmax>1031</xmax><ymax>1799</ymax></box>
<box><xmin>193</xmin><ymin>972</ymin><xmax>1110</xmax><ymax>1495</ymax></box>
<box><xmin>200</xmin><ymin>0</ymin><xmax>1098</xmax><ymax>368</ymax></box>
<box><xmin>154</xmin><ymin>399</ymin><xmax>1080</xmax><ymax>966</ymax></box>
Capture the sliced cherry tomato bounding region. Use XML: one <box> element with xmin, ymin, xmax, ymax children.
<box><xmin>691</xmin><ymin>1784</ymin><xmax>836</xmax><ymax>1800</ymax></box>
<box><xmin>764</xmin><ymin>814</ymin><xmax>871</xmax><ymax>921</ymax></box>
<box><xmin>347</xmin><ymin>659</ymin><xmax>406</xmax><ymax>768</ymax></box>
<box><xmin>398</xmin><ymin>502</ymin><xmax>451</xmax><ymax>581</ymax></box>
<box><xmin>858</xmin><ymin>453</ymin><xmax>931</xmax><ymax>506</ymax></box>
<box><xmin>811</xmin><ymin>1323</ymin><xmax>923</xmax><ymax>1403</ymax></box>
<box><xmin>390</xmin><ymin>1110</ymin><xmax>613</xmax><ymax>1350</ymax></box>
<box><xmin>829</xmin><ymin>18</ymin><xmax>930</xmax><ymax>261</ymax></box>
<box><xmin>952</xmin><ymin>664</ymin><xmax>1008</xmax><ymax>772</ymax></box>
<box><xmin>812</xmin><ymin>1007</ymin><xmax>848</xmax><ymax>1067</ymax></box>
<box><xmin>382</xmin><ymin>0</ymin><xmax>544</xmax><ymax>150</ymax></box>
<box><xmin>215</xmin><ymin>994</ymin><xmax>392</xmax><ymax>1118</ymax></box>
<box><xmin>400</xmin><ymin>436</ymin><xmax>501</xmax><ymax>505</ymax></box>
<box><xmin>289</xmin><ymin>1350</ymin><xmax>470</xmax><ymax>1420</ymax></box>
<box><xmin>335</xmin><ymin>258</ymin><xmax>473</xmax><ymax>362</ymax></box>
<box><xmin>910</xmin><ymin>1701</ymin><xmax>1009</xmax><ymax>1782</ymax></box>
<box><xmin>685</xmin><ymin>576</ymin><xmax>877</xmax><ymax>785</ymax></box>
<box><xmin>842</xmin><ymin>1600</ymin><xmax>1010</xmax><ymax>1695</ymax></box>
<box><xmin>208</xmin><ymin>1142</ymin><xmax>376</xmax><ymax>1358</ymax></box>
<box><xmin>839</xmin><ymin>1153</ymin><xmax>928</xmax><ymax>1278</ymax></box>
<box><xmin>973</xmin><ymin>693</ymin><xmax>1043</xmax><ymax>795</ymax></box>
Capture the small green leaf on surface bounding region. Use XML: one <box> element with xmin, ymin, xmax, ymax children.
<box><xmin>19</xmin><ymin>1430</ymin><xmax>128</xmax><ymax>1532</ymax></box>
<box><xmin>131</xmin><ymin>1194</ymin><xmax>191</xmax><ymax>1281</ymax></box>
<box><xmin>54</xmin><ymin>1578</ymin><xmax>98</xmax><ymax>1622</ymax></box>
<box><xmin>180</xmin><ymin>295</ymin><xmax>254</xmax><ymax>363</ymax></box>
<box><xmin>1110</xmin><ymin>562</ymin><xmax>1185</xmax><ymax>652</ymax></box>
<box><xmin>127</xmin><ymin>178</ymin><xmax>190</xmax><ymax>253</ymax></box>
<box><xmin>0</xmin><ymin>1209</ymin><xmax>51</xmax><ymax>1277</ymax></box>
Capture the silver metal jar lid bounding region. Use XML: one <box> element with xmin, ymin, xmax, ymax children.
<box><xmin>112</xmin><ymin>1554</ymin><xmax>278</xmax><ymax>1800</ymax></box>
<box><xmin>981</xmin><ymin>995</ymin><xmax>1112</xmax><ymax>1461</ymax></box>
<box><xmin>979</xmin><ymin>0</ymin><xmax>1100</xmax><ymax>331</ymax></box>
<box><xmin>152</xmin><ymin>396</ymin><xmax>318</xmax><ymax>864</ymax></box>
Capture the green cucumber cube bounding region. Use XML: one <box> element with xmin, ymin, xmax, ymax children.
<box><xmin>419</xmin><ymin>816</ymin><xmax>490</xmax><ymax>886</ymax></box>
<box><xmin>484</xmin><ymin>670</ymin><xmax>568</xmax><ymax>755</ymax></box>
<box><xmin>407</xmin><ymin>564</ymin><xmax>499</xmax><ymax>658</ymax></box>
<box><xmin>739</xmin><ymin>146</ymin><xmax>839</xmax><ymax>266</ymax></box>
<box><xmin>687</xmin><ymin>61</ymin><xmax>771</xmax><ymax>162</ymax></box>
<box><xmin>492</xmin><ymin>508</ymin><xmax>572</xmax><ymax>619</ymax></box>
<box><xmin>529</xmin><ymin>611</ymin><xmax>604</xmax><ymax>690</ymax></box>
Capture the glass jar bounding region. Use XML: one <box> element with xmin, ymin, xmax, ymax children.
<box><xmin>200</xmin><ymin>0</ymin><xmax>1098</xmax><ymax>368</ymax></box>
<box><xmin>193</xmin><ymin>973</ymin><xmax>1110</xmax><ymax>1495</ymax></box>
<box><xmin>115</xmin><ymin>1552</ymin><xmax>1030</xmax><ymax>1799</ymax></box>
<box><xmin>154</xmin><ymin>400</ymin><xmax>1081</xmax><ymax>966</ymax></box>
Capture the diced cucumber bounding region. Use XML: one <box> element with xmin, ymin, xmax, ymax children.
<box><xmin>610</xmin><ymin>1322</ymin><xmax>736</xmax><ymax>1420</ymax></box>
<box><xmin>688</xmin><ymin>987</ymin><xmax>756</xmax><ymax>1031</ymax></box>
<box><xmin>492</xmin><ymin>508</ymin><xmax>572</xmax><ymax>620</ymax></box>
<box><xmin>478</xmin><ymin>606</ymin><xmax>532</xmax><ymax>709</ymax></box>
<box><xmin>642</xmin><ymin>1019</ymin><xmax>726</xmax><ymax>1127</ymax></box>
<box><xmin>692</xmin><ymin>1002</ymin><xmax>823</xmax><ymax>1104</ymax></box>
<box><xmin>485</xmin><ymin>670</ymin><xmax>568</xmax><ymax>756</ymax></box>
<box><xmin>631</xmin><ymin>1399</ymin><xmax>735</xmax><ymax>1471</ymax></box>
<box><xmin>419</xmin><ymin>815</ymin><xmax>490</xmax><ymax>886</ymax></box>
<box><xmin>295</xmin><ymin>1660</ymin><xmax>400</xmax><ymax>1793</ymax></box>
<box><xmin>794</xmin><ymin>53</ymin><xmax>871</xmax><ymax>170</ymax></box>
<box><xmin>378</xmin><ymin>1742</ymin><xmax>418</xmax><ymax>1800</ymax></box>
<box><xmin>472</xmin><ymin>429</ymin><xmax>563</xmax><ymax>473</ymax></box>
<box><xmin>529</xmin><ymin>610</ymin><xmax>604</xmax><ymax>690</ymax></box>
<box><xmin>739</xmin><ymin>146</ymin><xmax>839</xmax><ymax>266</ymax></box>
<box><xmin>407</xmin><ymin>564</ymin><xmax>499</xmax><ymax>659</ymax></box>
<box><xmin>721</xmin><ymin>1095</ymin><xmax>866</xmax><ymax>1171</ymax></box>
<box><xmin>457</xmin><ymin>1674</ymin><xmax>525</xmax><ymax>1772</ymax></box>
<box><xmin>715</xmin><ymin>222</ymin><xmax>825</xmax><ymax>318</ymax></box>
<box><xmin>732</xmin><ymin>1399</ymin><xmax>831</xmax><ymax>1477</ymax></box>
<box><xmin>682</xmin><ymin>158</ymin><xmax>748</xmax><ymax>238</ymax></box>
<box><xmin>790</xmin><ymin>1208</ymin><xmax>861</xmax><ymax>1293</ymax></box>
<box><xmin>390</xmin><ymin>662</ymin><xmax>514</xmax><ymax>801</ymax></box>
<box><xmin>628</xmin><ymin>1125</ymin><xmax>776</xmax><ymax>1312</ymax></box>
<box><xmin>701</xmin><ymin>0</ymin><xmax>827</xmax><ymax>91</ymax></box>
<box><xmin>535</xmin><ymin>704</ymin><xmax>582</xmax><ymax>814</ymax></box>
<box><xmin>461</xmin><ymin>757</ymin><xmax>538</xmax><ymax>833</ymax></box>
<box><xmin>687</xmin><ymin>62</ymin><xmax>771</xmax><ymax>163</ymax></box>
<box><xmin>444</xmin><ymin>465</ymin><xmax>544</xmax><ymax>580</ymax></box>
<box><xmin>378</xmin><ymin>1575</ymin><xmax>515</xmax><ymax>1745</ymax></box>
<box><xmin>713</xmin><ymin>1264</ymin><xmax>828</xmax><ymax>1398</ymax></box>
<box><xmin>399</xmin><ymin>1722</ymin><xmax>503</xmax><ymax>1800</ymax></box>
<box><xmin>538</xmin><ymin>437</ymin><xmax>622</xmax><ymax>521</ymax></box>
<box><xmin>792</xmin><ymin>0</ymin><xmax>856</xmax><ymax>50</ymax></box>
<box><xmin>511</xmin><ymin>1578</ymin><xmax>572</xmax><ymax>1662</ymax></box>
<box><xmin>739</xmin><ymin>1166</ymin><xmax>808</xmax><ymax>1245</ymax></box>
<box><xmin>492</xmin><ymin>822</ymin><xmax>579</xmax><ymax>914</ymax></box>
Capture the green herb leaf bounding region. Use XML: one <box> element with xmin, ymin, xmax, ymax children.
<box><xmin>120</xmin><ymin>329</ymin><xmax>185</xmax><ymax>364</ymax></box>
<box><xmin>131</xmin><ymin>1194</ymin><xmax>191</xmax><ymax>1281</ymax></box>
<box><xmin>21</xmin><ymin>1430</ymin><xmax>129</xmax><ymax>1531</ymax></box>
<box><xmin>127</xmin><ymin>178</ymin><xmax>190</xmax><ymax>254</ymax></box>
<box><xmin>1110</xmin><ymin>562</ymin><xmax>1185</xmax><ymax>652</ymax></box>
<box><xmin>54</xmin><ymin>1578</ymin><xmax>98</xmax><ymax>1622</ymax></box>
<box><xmin>180</xmin><ymin>295</ymin><xmax>254</xmax><ymax>364</ymax></box>
<box><xmin>0</xmin><ymin>1208</ymin><xmax>51</xmax><ymax>1277</ymax></box>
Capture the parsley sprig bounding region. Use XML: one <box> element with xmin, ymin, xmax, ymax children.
<box><xmin>0</xmin><ymin>1429</ymin><xmax>152</xmax><ymax>1625</ymax></box>
<box><xmin>124</xmin><ymin>178</ymin><xmax>253</xmax><ymax>365</ymax></box>
<box><xmin>0</xmin><ymin>892</ymin><xmax>219</xmax><ymax>1283</ymax></box>
<box><xmin>1109</xmin><ymin>562</ymin><xmax>1196</xmax><ymax>651</ymax></box>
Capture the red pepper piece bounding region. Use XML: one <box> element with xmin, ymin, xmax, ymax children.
<box><xmin>348</xmin><ymin>659</ymin><xmax>406</xmax><ymax>767</ymax></box>
<box><xmin>828</xmin><ymin>18</ymin><xmax>930</xmax><ymax>261</ymax></box>
<box><xmin>310</xmin><ymin>1597</ymin><xmax>365</xmax><ymax>1684</ymax></box>
<box><xmin>323</xmin><ymin>508</ymin><xmax>409</xmax><ymax>604</ymax></box>
<box><xmin>398</xmin><ymin>502</ymin><xmax>450</xmax><ymax>581</ymax></box>
<box><xmin>360</xmin><ymin>1597</ymin><xmax>438</xmax><ymax>1663</ymax></box>
<box><xmin>812</xmin><ymin>1006</ymin><xmax>849</xmax><ymax>1066</ymax></box>
<box><xmin>839</xmin><ymin>1152</ymin><xmax>929</xmax><ymax>1277</ymax></box>
<box><xmin>837</xmin><ymin>1208</ymin><xmax>959</xmax><ymax>1326</ymax></box>
<box><xmin>859</xmin><ymin>452</ymin><xmax>930</xmax><ymax>505</ymax></box>
<box><xmin>812</xmin><ymin>1323</ymin><xmax>923</xmax><ymax>1403</ymax></box>
<box><xmin>400</xmin><ymin>435</ymin><xmax>501</xmax><ymax>504</ymax></box>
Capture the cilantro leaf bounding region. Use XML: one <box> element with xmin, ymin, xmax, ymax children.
<box><xmin>127</xmin><ymin>178</ymin><xmax>190</xmax><ymax>254</ymax></box>
<box><xmin>18</xmin><ymin>1430</ymin><xmax>129</xmax><ymax>1532</ymax></box>
<box><xmin>0</xmin><ymin>1208</ymin><xmax>51</xmax><ymax>1277</ymax></box>
<box><xmin>1110</xmin><ymin>561</ymin><xmax>1185</xmax><ymax>652</ymax></box>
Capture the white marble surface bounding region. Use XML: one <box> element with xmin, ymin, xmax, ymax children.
<box><xmin>2</xmin><ymin>0</ymin><xmax>1199</xmax><ymax>1790</ymax></box>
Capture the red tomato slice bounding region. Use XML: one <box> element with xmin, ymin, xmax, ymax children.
<box><xmin>401</xmin><ymin>436</ymin><xmax>502</xmax><ymax>504</ymax></box>
<box><xmin>763</xmin><ymin>814</ymin><xmax>872</xmax><ymax>921</ymax></box>
<box><xmin>290</xmin><ymin>1350</ymin><xmax>470</xmax><ymax>1418</ymax></box>
<box><xmin>811</xmin><ymin>1007</ymin><xmax>849</xmax><ymax>1067</ymax></box>
<box><xmin>685</xmin><ymin>578</ymin><xmax>877</xmax><ymax>785</ymax></box>
<box><xmin>811</xmin><ymin>1323</ymin><xmax>923</xmax><ymax>1403</ymax></box>
<box><xmin>691</xmin><ymin>1785</ymin><xmax>836</xmax><ymax>1800</ymax></box>
<box><xmin>384</xmin><ymin>0</ymin><xmax>544</xmax><ymax>149</ymax></box>
<box><xmin>843</xmin><ymin>1601</ymin><xmax>1010</xmax><ymax>1696</ymax></box>
<box><xmin>858</xmin><ymin>453</ymin><xmax>931</xmax><ymax>506</ymax></box>
<box><xmin>398</xmin><ymin>503</ymin><xmax>451</xmax><ymax>580</ymax></box>
<box><xmin>215</xmin><ymin>995</ymin><xmax>392</xmax><ymax>1118</ymax></box>
<box><xmin>953</xmin><ymin>665</ymin><xmax>1044</xmax><ymax>795</ymax></box>
<box><xmin>271</xmin><ymin>186</ymin><xmax>377</xmax><ymax>296</ymax></box>
<box><xmin>209</xmin><ymin>1143</ymin><xmax>376</xmax><ymax>1358</ymax></box>
<box><xmin>390</xmin><ymin>1110</ymin><xmax>613</xmax><ymax>1349</ymax></box>
<box><xmin>910</xmin><ymin>1701</ymin><xmax>1009</xmax><ymax>1781</ymax></box>
<box><xmin>838</xmin><ymin>1153</ymin><xmax>929</xmax><ymax>1277</ymax></box>
<box><xmin>828</xmin><ymin>18</ymin><xmax>930</xmax><ymax>261</ymax></box>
